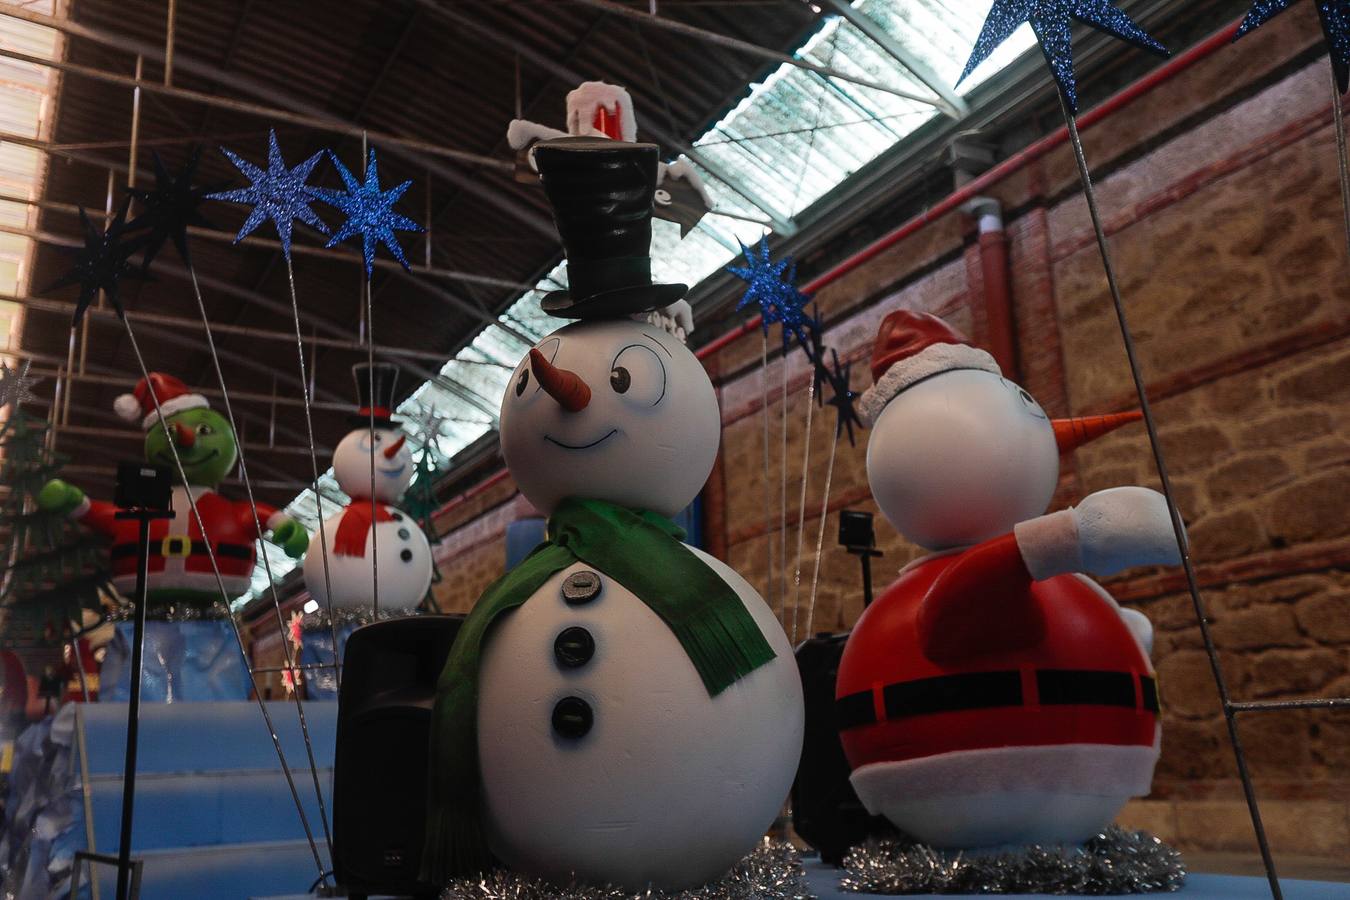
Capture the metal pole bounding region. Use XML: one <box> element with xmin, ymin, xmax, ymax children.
<box><xmin>127</xmin><ymin>56</ymin><xmax>142</xmax><ymax>191</ymax></box>
<box><xmin>162</xmin><ymin>0</ymin><xmax>175</xmax><ymax>87</ymax></box>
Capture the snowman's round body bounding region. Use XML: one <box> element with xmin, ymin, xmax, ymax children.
<box><xmin>303</xmin><ymin>503</ymin><xmax>431</xmax><ymax>611</ymax></box>
<box><xmin>478</xmin><ymin>549</ymin><xmax>804</xmax><ymax>890</ymax></box>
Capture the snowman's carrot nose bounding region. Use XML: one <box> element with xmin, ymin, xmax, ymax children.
<box><xmin>530</xmin><ymin>348</ymin><xmax>591</xmax><ymax>412</ymax></box>
<box><xmin>383</xmin><ymin>434</ymin><xmax>407</xmax><ymax>459</ymax></box>
<box><xmin>1052</xmin><ymin>410</ymin><xmax>1143</xmax><ymax>454</ymax></box>
<box><xmin>173</xmin><ymin>421</ymin><xmax>196</xmax><ymax>449</ymax></box>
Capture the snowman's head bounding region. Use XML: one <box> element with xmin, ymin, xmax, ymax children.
<box><xmin>332</xmin><ymin>426</ymin><xmax>413</xmax><ymax>503</ymax></box>
<box><xmin>866</xmin><ymin>369</ymin><xmax>1060</xmax><ymax>550</ymax></box>
<box><xmin>500</xmin><ymin>319</ymin><xmax>719</xmax><ymax>518</ymax></box>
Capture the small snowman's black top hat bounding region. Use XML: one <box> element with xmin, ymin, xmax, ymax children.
<box><xmin>535</xmin><ymin>137</ymin><xmax>687</xmax><ymax>319</ymax></box>
<box><xmin>350</xmin><ymin>362</ymin><xmax>400</xmax><ymax>428</ymax></box>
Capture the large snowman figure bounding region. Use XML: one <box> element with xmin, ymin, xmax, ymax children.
<box><xmin>303</xmin><ymin>362</ymin><xmax>431</xmax><ymax>612</ymax></box>
<box><xmin>423</xmin><ymin>138</ymin><xmax>803</xmax><ymax>891</ymax></box>
<box><xmin>836</xmin><ymin>310</ymin><xmax>1184</xmax><ymax>849</ymax></box>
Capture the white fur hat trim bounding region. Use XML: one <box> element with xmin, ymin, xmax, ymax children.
<box><xmin>858</xmin><ymin>342</ymin><xmax>1000</xmax><ymax>426</ymax></box>
<box><xmin>139</xmin><ymin>393</ymin><xmax>209</xmax><ymax>430</ymax></box>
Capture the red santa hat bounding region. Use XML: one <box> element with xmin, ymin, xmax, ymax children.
<box><xmin>857</xmin><ymin>310</ymin><xmax>1001</xmax><ymax>426</ymax></box>
<box><xmin>114</xmin><ymin>372</ymin><xmax>209</xmax><ymax>431</ymax></box>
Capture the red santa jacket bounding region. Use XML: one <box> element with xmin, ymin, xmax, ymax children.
<box><xmin>73</xmin><ymin>485</ymin><xmax>283</xmax><ymax>598</ymax></box>
<box><xmin>836</xmin><ymin>533</ymin><xmax>1158</xmax><ymax>773</ymax></box>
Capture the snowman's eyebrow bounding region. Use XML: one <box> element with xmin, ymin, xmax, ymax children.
<box><xmin>640</xmin><ymin>332</ymin><xmax>672</xmax><ymax>357</ymax></box>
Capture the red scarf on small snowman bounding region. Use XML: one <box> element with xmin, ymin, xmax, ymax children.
<box><xmin>333</xmin><ymin>499</ymin><xmax>394</xmax><ymax>557</ymax></box>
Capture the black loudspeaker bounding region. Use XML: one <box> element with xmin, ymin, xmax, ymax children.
<box><xmin>791</xmin><ymin>632</ymin><xmax>895</xmax><ymax>865</ymax></box>
<box><xmin>333</xmin><ymin>614</ymin><xmax>463</xmax><ymax>899</ymax></box>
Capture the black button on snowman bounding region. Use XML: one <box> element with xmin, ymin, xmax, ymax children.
<box><xmin>302</xmin><ymin>362</ymin><xmax>432</xmax><ymax>613</ymax></box>
<box><xmin>430</xmin><ymin>138</ymin><xmax>804</xmax><ymax>891</ymax></box>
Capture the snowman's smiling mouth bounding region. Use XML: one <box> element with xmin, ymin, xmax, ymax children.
<box><xmin>379</xmin><ymin>464</ymin><xmax>406</xmax><ymax>478</ymax></box>
<box><xmin>545</xmin><ymin>429</ymin><xmax>618</xmax><ymax>450</ymax></box>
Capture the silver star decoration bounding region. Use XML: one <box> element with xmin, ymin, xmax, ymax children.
<box><xmin>0</xmin><ymin>360</ymin><xmax>40</xmax><ymax>410</ymax></box>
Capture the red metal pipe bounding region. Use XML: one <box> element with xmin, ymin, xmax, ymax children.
<box><xmin>979</xmin><ymin>224</ymin><xmax>1017</xmax><ymax>379</ymax></box>
<box><xmin>694</xmin><ymin>19</ymin><xmax>1243</xmax><ymax>363</ymax></box>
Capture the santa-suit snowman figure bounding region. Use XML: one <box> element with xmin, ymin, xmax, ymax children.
<box><xmin>303</xmin><ymin>362</ymin><xmax>431</xmax><ymax>613</ymax></box>
<box><xmin>421</xmin><ymin>138</ymin><xmax>803</xmax><ymax>891</ymax></box>
<box><xmin>39</xmin><ymin>372</ymin><xmax>308</xmax><ymax>607</ymax></box>
<box><xmin>835</xmin><ymin>311</ymin><xmax>1183</xmax><ymax>849</ymax></box>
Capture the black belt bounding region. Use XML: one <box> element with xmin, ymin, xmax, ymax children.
<box><xmin>110</xmin><ymin>538</ymin><xmax>254</xmax><ymax>562</ymax></box>
<box><xmin>836</xmin><ymin>669</ymin><xmax>1159</xmax><ymax>731</ymax></box>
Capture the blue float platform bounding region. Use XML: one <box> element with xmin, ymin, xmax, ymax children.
<box><xmin>801</xmin><ymin>860</ymin><xmax>1349</xmax><ymax>898</ymax></box>
<box><xmin>73</xmin><ymin>700</ymin><xmax>335</xmax><ymax>899</ymax></box>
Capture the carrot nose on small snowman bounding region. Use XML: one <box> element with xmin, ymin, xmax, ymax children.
<box><xmin>1052</xmin><ymin>410</ymin><xmax>1144</xmax><ymax>454</ymax></box>
<box><xmin>173</xmin><ymin>421</ymin><xmax>196</xmax><ymax>449</ymax></box>
<box><xmin>383</xmin><ymin>434</ymin><xmax>407</xmax><ymax>459</ymax></box>
<box><xmin>529</xmin><ymin>348</ymin><xmax>591</xmax><ymax>412</ymax></box>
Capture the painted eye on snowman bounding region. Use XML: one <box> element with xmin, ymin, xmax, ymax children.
<box><xmin>515</xmin><ymin>368</ymin><xmax>529</xmax><ymax>397</ymax></box>
<box><xmin>1016</xmin><ymin>386</ymin><xmax>1048</xmax><ymax>419</ymax></box>
<box><xmin>195</xmin><ymin>424</ymin><xmax>213</xmax><ymax>435</ymax></box>
<box><xmin>609</xmin><ymin>342</ymin><xmax>666</xmax><ymax>406</ymax></box>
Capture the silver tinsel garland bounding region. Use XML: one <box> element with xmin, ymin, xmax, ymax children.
<box><xmin>839</xmin><ymin>827</ymin><xmax>1185</xmax><ymax>895</ymax></box>
<box><xmin>440</xmin><ymin>840</ymin><xmax>813</xmax><ymax>900</ymax></box>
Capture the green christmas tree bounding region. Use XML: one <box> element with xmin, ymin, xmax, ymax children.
<box><xmin>0</xmin><ymin>363</ymin><xmax>110</xmax><ymax>646</ymax></box>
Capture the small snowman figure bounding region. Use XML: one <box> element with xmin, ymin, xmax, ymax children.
<box><xmin>836</xmin><ymin>311</ymin><xmax>1183</xmax><ymax>849</ymax></box>
<box><xmin>423</xmin><ymin>138</ymin><xmax>804</xmax><ymax>891</ymax></box>
<box><xmin>303</xmin><ymin>362</ymin><xmax>431</xmax><ymax>613</ymax></box>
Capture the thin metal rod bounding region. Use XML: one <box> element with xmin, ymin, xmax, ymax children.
<box><xmin>760</xmin><ymin>331</ymin><xmax>776</xmax><ymax>620</ymax></box>
<box><xmin>1331</xmin><ymin>66</ymin><xmax>1350</xmax><ymax>265</ymax></box>
<box><xmin>1231</xmin><ymin>698</ymin><xmax>1350</xmax><ymax>713</ymax></box>
<box><xmin>804</xmin><ymin>433</ymin><xmax>839</xmax><ymax>641</ymax></box>
<box><xmin>567</xmin><ymin>0</ymin><xmax>940</xmax><ymax>104</ymax></box>
<box><xmin>162</xmin><ymin>0</ymin><xmax>175</xmax><ymax>87</ymax></box>
<box><xmin>285</xmin><ymin>256</ymin><xmax>342</xmax><ymax>674</ymax></box>
<box><xmin>119</xmin><ymin>320</ymin><xmax>327</xmax><ymax>882</ymax></box>
<box><xmin>365</xmin><ymin>273</ymin><xmax>381</xmax><ymax>619</ymax></box>
<box><xmin>186</xmin><ymin>263</ymin><xmax>335</xmax><ymax>859</ymax></box>
<box><xmin>0</xmin><ymin>45</ymin><xmax>512</xmax><ymax>173</ymax></box>
<box><xmin>778</xmin><ymin>350</ymin><xmax>789</xmax><ymax>634</ymax></box>
<box><xmin>789</xmin><ymin>378</ymin><xmax>816</xmax><ymax>645</ymax></box>
<box><xmin>1058</xmin><ymin>90</ymin><xmax>1283</xmax><ymax>900</ymax></box>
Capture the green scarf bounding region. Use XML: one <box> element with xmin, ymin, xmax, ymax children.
<box><xmin>420</xmin><ymin>497</ymin><xmax>776</xmax><ymax>883</ymax></box>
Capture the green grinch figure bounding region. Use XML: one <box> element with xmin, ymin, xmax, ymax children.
<box><xmin>39</xmin><ymin>372</ymin><xmax>307</xmax><ymax>609</ymax></box>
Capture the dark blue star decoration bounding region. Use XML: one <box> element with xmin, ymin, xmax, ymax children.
<box><xmin>800</xmin><ymin>305</ymin><xmax>829</xmax><ymax>406</ymax></box>
<box><xmin>728</xmin><ymin>238</ymin><xmax>812</xmax><ymax>339</ymax></box>
<box><xmin>823</xmin><ymin>349</ymin><xmax>863</xmax><ymax>447</ymax></box>
<box><xmin>207</xmin><ymin>129</ymin><xmax>328</xmax><ymax>259</ymax></box>
<box><xmin>46</xmin><ymin>198</ymin><xmax>143</xmax><ymax>325</ymax></box>
<box><xmin>311</xmin><ymin>148</ymin><xmax>422</xmax><ymax>277</ymax></box>
<box><xmin>125</xmin><ymin>147</ymin><xmax>223</xmax><ymax>271</ymax></box>
<box><xmin>959</xmin><ymin>0</ymin><xmax>1169</xmax><ymax>112</ymax></box>
<box><xmin>1235</xmin><ymin>1</ymin><xmax>1350</xmax><ymax>93</ymax></box>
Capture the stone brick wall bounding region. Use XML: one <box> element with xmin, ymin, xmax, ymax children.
<box><xmin>426</xmin><ymin>6</ymin><xmax>1348</xmax><ymax>862</ymax></box>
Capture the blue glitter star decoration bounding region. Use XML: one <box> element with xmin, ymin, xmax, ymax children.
<box><xmin>823</xmin><ymin>349</ymin><xmax>863</xmax><ymax>447</ymax></box>
<box><xmin>727</xmin><ymin>237</ymin><xmax>812</xmax><ymax>340</ymax></box>
<box><xmin>959</xmin><ymin>0</ymin><xmax>1169</xmax><ymax>112</ymax></box>
<box><xmin>1235</xmin><ymin>1</ymin><xmax>1350</xmax><ymax>93</ymax></box>
<box><xmin>207</xmin><ymin>129</ymin><xmax>328</xmax><ymax>259</ymax></box>
<box><xmin>312</xmin><ymin>148</ymin><xmax>422</xmax><ymax>277</ymax></box>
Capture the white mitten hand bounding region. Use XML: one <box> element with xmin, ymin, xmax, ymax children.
<box><xmin>1015</xmin><ymin>487</ymin><xmax>1185</xmax><ymax>580</ymax></box>
<box><xmin>1075</xmin><ymin>486</ymin><xmax>1184</xmax><ymax>577</ymax></box>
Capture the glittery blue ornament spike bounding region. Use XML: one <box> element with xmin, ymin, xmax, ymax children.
<box><xmin>727</xmin><ymin>237</ymin><xmax>812</xmax><ymax>338</ymax></box>
<box><xmin>958</xmin><ymin>0</ymin><xmax>1169</xmax><ymax>112</ymax></box>
<box><xmin>1235</xmin><ymin>1</ymin><xmax>1350</xmax><ymax>93</ymax></box>
<box><xmin>207</xmin><ymin>129</ymin><xmax>328</xmax><ymax>259</ymax></box>
<box><xmin>311</xmin><ymin>148</ymin><xmax>423</xmax><ymax>277</ymax></box>
<box><xmin>823</xmin><ymin>349</ymin><xmax>863</xmax><ymax>447</ymax></box>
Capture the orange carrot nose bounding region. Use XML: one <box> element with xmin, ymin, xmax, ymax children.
<box><xmin>1052</xmin><ymin>411</ymin><xmax>1144</xmax><ymax>454</ymax></box>
<box><xmin>173</xmin><ymin>421</ymin><xmax>196</xmax><ymax>448</ymax></box>
<box><xmin>383</xmin><ymin>434</ymin><xmax>407</xmax><ymax>459</ymax></box>
<box><xmin>529</xmin><ymin>348</ymin><xmax>591</xmax><ymax>412</ymax></box>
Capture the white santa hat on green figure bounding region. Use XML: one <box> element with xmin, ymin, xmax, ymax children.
<box><xmin>115</xmin><ymin>372</ymin><xmax>209</xmax><ymax>430</ymax></box>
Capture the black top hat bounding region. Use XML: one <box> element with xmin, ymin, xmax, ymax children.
<box><xmin>535</xmin><ymin>137</ymin><xmax>687</xmax><ymax>319</ymax></box>
<box><xmin>350</xmin><ymin>362</ymin><xmax>401</xmax><ymax>428</ymax></box>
